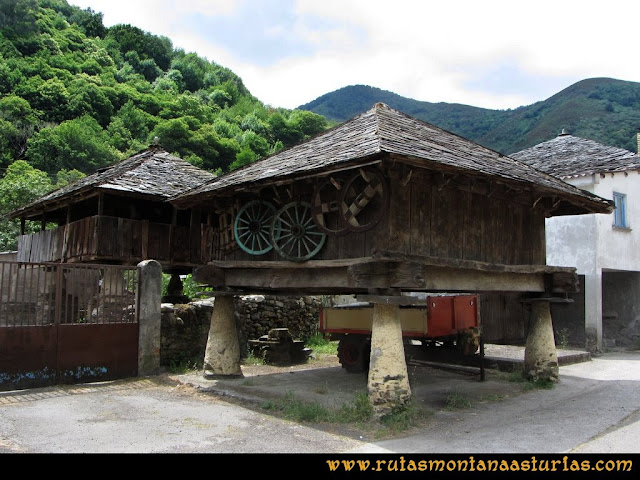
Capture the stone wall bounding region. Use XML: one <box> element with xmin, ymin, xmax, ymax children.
<box><xmin>160</xmin><ymin>295</ymin><xmax>321</xmax><ymax>367</ymax></box>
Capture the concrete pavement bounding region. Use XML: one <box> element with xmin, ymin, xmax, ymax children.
<box><xmin>1</xmin><ymin>346</ymin><xmax>638</xmax><ymax>454</ymax></box>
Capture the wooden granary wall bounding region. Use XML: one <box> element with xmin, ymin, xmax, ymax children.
<box><xmin>212</xmin><ymin>159</ymin><xmax>546</xmax><ymax>267</ymax></box>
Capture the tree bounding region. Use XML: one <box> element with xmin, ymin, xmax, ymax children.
<box><xmin>54</xmin><ymin>168</ymin><xmax>85</xmax><ymax>188</ymax></box>
<box><xmin>170</xmin><ymin>52</ymin><xmax>207</xmax><ymax>92</ymax></box>
<box><xmin>148</xmin><ymin>117</ymin><xmax>192</xmax><ymax>155</ymax></box>
<box><xmin>67</xmin><ymin>77</ymin><xmax>114</xmax><ymax>127</ymax></box>
<box><xmin>25</xmin><ymin>114</ymin><xmax>120</xmax><ymax>174</ymax></box>
<box><xmin>228</xmin><ymin>146</ymin><xmax>258</xmax><ymax>172</ymax></box>
<box><xmin>0</xmin><ymin>160</ymin><xmax>54</xmax><ymax>251</ymax></box>
<box><xmin>0</xmin><ymin>119</ymin><xmax>18</xmax><ymax>168</ymax></box>
<box><xmin>267</xmin><ymin>111</ymin><xmax>303</xmax><ymax>146</ymax></box>
<box><xmin>16</xmin><ymin>76</ymin><xmax>70</xmax><ymax>123</ymax></box>
<box><xmin>289</xmin><ymin>110</ymin><xmax>328</xmax><ymax>137</ymax></box>
<box><xmin>0</xmin><ymin>94</ymin><xmax>39</xmax><ymax>164</ymax></box>
<box><xmin>67</xmin><ymin>6</ymin><xmax>106</xmax><ymax>38</ymax></box>
<box><xmin>0</xmin><ymin>0</ymin><xmax>39</xmax><ymax>34</ymax></box>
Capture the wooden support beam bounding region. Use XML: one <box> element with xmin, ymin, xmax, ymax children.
<box><xmin>356</xmin><ymin>294</ymin><xmax>425</xmax><ymax>305</ymax></box>
<box><xmin>192</xmin><ymin>254</ymin><xmax>577</xmax><ymax>296</ymax></box>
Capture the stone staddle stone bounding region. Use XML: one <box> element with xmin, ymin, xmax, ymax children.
<box><xmin>367</xmin><ymin>303</ymin><xmax>412</xmax><ymax>416</ymax></box>
<box><xmin>203</xmin><ymin>296</ymin><xmax>243</xmax><ymax>377</ymax></box>
<box><xmin>524</xmin><ymin>301</ymin><xmax>559</xmax><ymax>382</ymax></box>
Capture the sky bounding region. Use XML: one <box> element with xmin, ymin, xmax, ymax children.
<box><xmin>66</xmin><ymin>0</ymin><xmax>640</xmax><ymax>111</ymax></box>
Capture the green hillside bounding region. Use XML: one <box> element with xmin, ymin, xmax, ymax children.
<box><xmin>1</xmin><ymin>0</ymin><xmax>639</xmax><ymax>253</ymax></box>
<box><xmin>0</xmin><ymin>0</ymin><xmax>329</xmax><ymax>178</ymax></box>
<box><xmin>0</xmin><ymin>0</ymin><xmax>329</xmax><ymax>250</ymax></box>
<box><xmin>299</xmin><ymin>79</ymin><xmax>640</xmax><ymax>154</ymax></box>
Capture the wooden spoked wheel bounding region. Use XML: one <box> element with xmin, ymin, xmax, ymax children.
<box><xmin>234</xmin><ymin>200</ymin><xmax>278</xmax><ymax>255</ymax></box>
<box><xmin>311</xmin><ymin>178</ymin><xmax>350</xmax><ymax>237</ymax></box>
<box><xmin>270</xmin><ymin>202</ymin><xmax>327</xmax><ymax>261</ymax></box>
<box><xmin>339</xmin><ymin>169</ymin><xmax>389</xmax><ymax>232</ymax></box>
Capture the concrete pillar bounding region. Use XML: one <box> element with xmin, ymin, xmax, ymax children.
<box><xmin>584</xmin><ymin>272</ymin><xmax>603</xmax><ymax>353</ymax></box>
<box><xmin>137</xmin><ymin>260</ymin><xmax>162</xmax><ymax>376</ymax></box>
<box><xmin>203</xmin><ymin>295</ymin><xmax>243</xmax><ymax>377</ymax></box>
<box><xmin>524</xmin><ymin>300</ymin><xmax>559</xmax><ymax>382</ymax></box>
<box><xmin>367</xmin><ymin>303</ymin><xmax>411</xmax><ymax>416</ymax></box>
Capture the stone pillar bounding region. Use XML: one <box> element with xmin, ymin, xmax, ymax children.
<box><xmin>524</xmin><ymin>300</ymin><xmax>559</xmax><ymax>382</ymax></box>
<box><xmin>367</xmin><ymin>303</ymin><xmax>411</xmax><ymax>416</ymax></box>
<box><xmin>137</xmin><ymin>260</ymin><xmax>162</xmax><ymax>376</ymax></box>
<box><xmin>584</xmin><ymin>272</ymin><xmax>603</xmax><ymax>353</ymax></box>
<box><xmin>203</xmin><ymin>295</ymin><xmax>243</xmax><ymax>377</ymax></box>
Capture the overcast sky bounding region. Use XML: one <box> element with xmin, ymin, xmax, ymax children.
<box><xmin>67</xmin><ymin>0</ymin><xmax>640</xmax><ymax>111</ymax></box>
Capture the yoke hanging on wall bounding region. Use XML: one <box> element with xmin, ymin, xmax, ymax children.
<box><xmin>339</xmin><ymin>168</ymin><xmax>389</xmax><ymax>232</ymax></box>
<box><xmin>311</xmin><ymin>177</ymin><xmax>350</xmax><ymax>237</ymax></box>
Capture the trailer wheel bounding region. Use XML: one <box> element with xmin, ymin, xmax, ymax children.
<box><xmin>337</xmin><ymin>336</ymin><xmax>370</xmax><ymax>373</ymax></box>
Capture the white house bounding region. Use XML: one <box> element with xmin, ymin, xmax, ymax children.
<box><xmin>512</xmin><ymin>131</ymin><xmax>640</xmax><ymax>352</ymax></box>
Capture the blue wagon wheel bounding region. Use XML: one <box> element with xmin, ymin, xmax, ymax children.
<box><xmin>270</xmin><ymin>201</ymin><xmax>326</xmax><ymax>261</ymax></box>
<box><xmin>234</xmin><ymin>200</ymin><xmax>278</xmax><ymax>255</ymax></box>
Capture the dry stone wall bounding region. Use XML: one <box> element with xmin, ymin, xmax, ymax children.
<box><xmin>160</xmin><ymin>295</ymin><xmax>321</xmax><ymax>367</ymax></box>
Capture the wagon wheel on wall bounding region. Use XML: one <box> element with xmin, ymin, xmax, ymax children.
<box><xmin>339</xmin><ymin>168</ymin><xmax>389</xmax><ymax>232</ymax></box>
<box><xmin>270</xmin><ymin>201</ymin><xmax>327</xmax><ymax>261</ymax></box>
<box><xmin>234</xmin><ymin>200</ymin><xmax>279</xmax><ymax>255</ymax></box>
<box><xmin>311</xmin><ymin>177</ymin><xmax>350</xmax><ymax>237</ymax></box>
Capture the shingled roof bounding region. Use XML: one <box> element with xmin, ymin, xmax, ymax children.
<box><xmin>9</xmin><ymin>146</ymin><xmax>217</xmax><ymax>220</ymax></box>
<box><xmin>173</xmin><ymin>103</ymin><xmax>612</xmax><ymax>216</ymax></box>
<box><xmin>510</xmin><ymin>132</ymin><xmax>640</xmax><ymax>179</ymax></box>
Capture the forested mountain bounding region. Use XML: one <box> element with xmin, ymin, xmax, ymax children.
<box><xmin>1</xmin><ymin>0</ymin><xmax>639</xmax><ymax>253</ymax></box>
<box><xmin>299</xmin><ymin>79</ymin><xmax>640</xmax><ymax>155</ymax></box>
<box><xmin>0</xmin><ymin>0</ymin><xmax>329</xmax><ymax>179</ymax></box>
<box><xmin>0</xmin><ymin>0</ymin><xmax>329</xmax><ymax>250</ymax></box>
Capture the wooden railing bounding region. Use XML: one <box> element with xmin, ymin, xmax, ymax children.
<box><xmin>17</xmin><ymin>215</ymin><xmax>218</xmax><ymax>266</ymax></box>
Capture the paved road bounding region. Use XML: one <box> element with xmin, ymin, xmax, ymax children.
<box><xmin>0</xmin><ymin>377</ymin><xmax>362</xmax><ymax>453</ymax></box>
<box><xmin>350</xmin><ymin>350</ymin><xmax>640</xmax><ymax>454</ymax></box>
<box><xmin>1</xmin><ymin>350</ymin><xmax>639</xmax><ymax>455</ymax></box>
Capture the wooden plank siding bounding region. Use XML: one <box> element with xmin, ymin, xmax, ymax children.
<box><xmin>16</xmin><ymin>215</ymin><xmax>217</xmax><ymax>268</ymax></box>
<box><xmin>213</xmin><ymin>163</ymin><xmax>547</xmax><ymax>267</ymax></box>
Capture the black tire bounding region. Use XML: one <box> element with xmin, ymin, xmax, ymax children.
<box><xmin>337</xmin><ymin>335</ymin><xmax>370</xmax><ymax>373</ymax></box>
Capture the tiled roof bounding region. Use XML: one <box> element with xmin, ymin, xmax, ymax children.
<box><xmin>511</xmin><ymin>133</ymin><xmax>640</xmax><ymax>179</ymax></box>
<box><xmin>9</xmin><ymin>147</ymin><xmax>217</xmax><ymax>219</ymax></box>
<box><xmin>174</xmin><ymin>103</ymin><xmax>612</xmax><ymax>215</ymax></box>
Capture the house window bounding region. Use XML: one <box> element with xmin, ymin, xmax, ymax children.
<box><xmin>613</xmin><ymin>192</ymin><xmax>628</xmax><ymax>229</ymax></box>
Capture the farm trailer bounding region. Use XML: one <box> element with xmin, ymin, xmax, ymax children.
<box><xmin>319</xmin><ymin>294</ymin><xmax>481</xmax><ymax>372</ymax></box>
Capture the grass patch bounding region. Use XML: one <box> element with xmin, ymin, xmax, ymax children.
<box><xmin>306</xmin><ymin>333</ymin><xmax>338</xmax><ymax>355</ymax></box>
<box><xmin>243</xmin><ymin>352</ymin><xmax>266</xmax><ymax>366</ymax></box>
<box><xmin>167</xmin><ymin>354</ymin><xmax>203</xmax><ymax>374</ymax></box>
<box><xmin>444</xmin><ymin>391</ymin><xmax>472</xmax><ymax>410</ymax></box>
<box><xmin>334</xmin><ymin>392</ymin><xmax>374</xmax><ymax>423</ymax></box>
<box><xmin>378</xmin><ymin>401</ymin><xmax>427</xmax><ymax>436</ymax></box>
<box><xmin>261</xmin><ymin>391</ymin><xmax>333</xmax><ymax>423</ymax></box>
<box><xmin>259</xmin><ymin>390</ymin><xmax>428</xmax><ymax>436</ymax></box>
<box><xmin>478</xmin><ymin>393</ymin><xmax>508</xmax><ymax>403</ymax></box>
<box><xmin>507</xmin><ymin>370</ymin><xmax>528</xmax><ymax>383</ymax></box>
<box><xmin>523</xmin><ymin>378</ymin><xmax>556</xmax><ymax>391</ymax></box>
<box><xmin>508</xmin><ymin>369</ymin><xmax>556</xmax><ymax>390</ymax></box>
